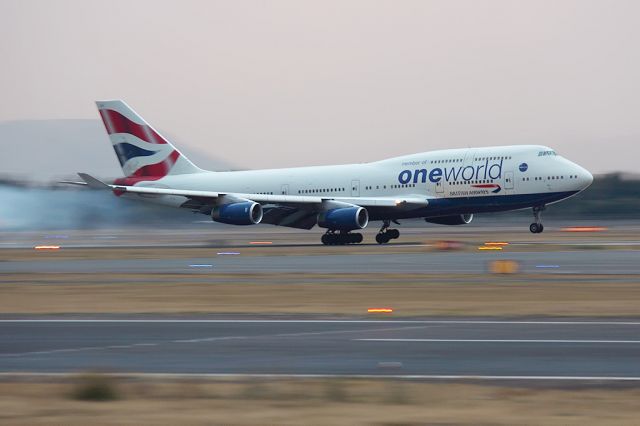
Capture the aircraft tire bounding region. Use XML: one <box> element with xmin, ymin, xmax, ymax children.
<box><xmin>388</xmin><ymin>229</ymin><xmax>400</xmax><ymax>239</ymax></box>
<box><xmin>376</xmin><ymin>233</ymin><xmax>390</xmax><ymax>244</ymax></box>
<box><xmin>529</xmin><ymin>223</ymin><xmax>543</xmax><ymax>234</ymax></box>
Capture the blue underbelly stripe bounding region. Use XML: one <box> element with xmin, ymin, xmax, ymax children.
<box><xmin>367</xmin><ymin>191</ymin><xmax>580</xmax><ymax>220</ymax></box>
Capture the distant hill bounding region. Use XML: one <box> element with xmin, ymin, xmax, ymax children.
<box><xmin>0</xmin><ymin>119</ymin><xmax>234</xmax><ymax>182</ymax></box>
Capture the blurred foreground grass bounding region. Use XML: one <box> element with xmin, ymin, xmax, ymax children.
<box><xmin>1</xmin><ymin>376</ymin><xmax>638</xmax><ymax>425</ymax></box>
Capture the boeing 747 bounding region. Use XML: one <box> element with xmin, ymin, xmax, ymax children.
<box><xmin>77</xmin><ymin>100</ymin><xmax>593</xmax><ymax>245</ymax></box>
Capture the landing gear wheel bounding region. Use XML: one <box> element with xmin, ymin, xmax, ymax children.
<box><xmin>376</xmin><ymin>233</ymin><xmax>389</xmax><ymax>244</ymax></box>
<box><xmin>529</xmin><ymin>206</ymin><xmax>546</xmax><ymax>234</ymax></box>
<box><xmin>376</xmin><ymin>220</ymin><xmax>400</xmax><ymax>244</ymax></box>
<box><xmin>529</xmin><ymin>223</ymin><xmax>544</xmax><ymax>233</ymax></box>
<box><xmin>376</xmin><ymin>233</ymin><xmax>390</xmax><ymax>244</ymax></box>
<box><xmin>321</xmin><ymin>231</ymin><xmax>363</xmax><ymax>245</ymax></box>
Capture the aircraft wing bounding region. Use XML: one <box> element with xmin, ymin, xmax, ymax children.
<box><xmin>77</xmin><ymin>173</ymin><xmax>430</xmax><ymax>229</ymax></box>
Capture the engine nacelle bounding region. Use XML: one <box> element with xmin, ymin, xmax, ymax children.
<box><xmin>424</xmin><ymin>214</ymin><xmax>473</xmax><ymax>226</ymax></box>
<box><xmin>211</xmin><ymin>201</ymin><xmax>263</xmax><ymax>225</ymax></box>
<box><xmin>318</xmin><ymin>206</ymin><xmax>369</xmax><ymax>231</ymax></box>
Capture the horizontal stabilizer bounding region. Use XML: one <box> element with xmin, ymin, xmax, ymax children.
<box><xmin>58</xmin><ymin>180</ymin><xmax>87</xmax><ymax>186</ymax></box>
<box><xmin>78</xmin><ymin>173</ymin><xmax>112</xmax><ymax>190</ymax></box>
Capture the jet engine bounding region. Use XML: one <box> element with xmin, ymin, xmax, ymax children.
<box><xmin>424</xmin><ymin>214</ymin><xmax>473</xmax><ymax>226</ymax></box>
<box><xmin>211</xmin><ymin>201</ymin><xmax>263</xmax><ymax>225</ymax></box>
<box><xmin>318</xmin><ymin>206</ymin><xmax>369</xmax><ymax>230</ymax></box>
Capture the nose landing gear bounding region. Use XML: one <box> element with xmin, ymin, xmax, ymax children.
<box><xmin>530</xmin><ymin>206</ymin><xmax>545</xmax><ymax>233</ymax></box>
<box><xmin>321</xmin><ymin>230</ymin><xmax>363</xmax><ymax>245</ymax></box>
<box><xmin>376</xmin><ymin>220</ymin><xmax>401</xmax><ymax>244</ymax></box>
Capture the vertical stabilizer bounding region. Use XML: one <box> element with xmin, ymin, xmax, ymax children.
<box><xmin>96</xmin><ymin>100</ymin><xmax>202</xmax><ymax>180</ymax></box>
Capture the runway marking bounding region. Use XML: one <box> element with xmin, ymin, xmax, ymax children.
<box><xmin>2</xmin><ymin>372</ymin><xmax>640</xmax><ymax>382</ymax></box>
<box><xmin>3</xmin><ymin>319</ymin><xmax>640</xmax><ymax>325</ymax></box>
<box><xmin>0</xmin><ymin>346</ymin><xmax>107</xmax><ymax>357</ymax></box>
<box><xmin>172</xmin><ymin>325</ymin><xmax>431</xmax><ymax>344</ymax></box>
<box><xmin>0</xmin><ymin>325</ymin><xmax>431</xmax><ymax>358</ymax></box>
<box><xmin>356</xmin><ymin>339</ymin><xmax>640</xmax><ymax>344</ymax></box>
<box><xmin>172</xmin><ymin>335</ymin><xmax>249</xmax><ymax>344</ymax></box>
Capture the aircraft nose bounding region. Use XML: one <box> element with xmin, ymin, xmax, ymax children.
<box><xmin>584</xmin><ymin>170</ymin><xmax>594</xmax><ymax>186</ymax></box>
<box><xmin>576</xmin><ymin>166</ymin><xmax>593</xmax><ymax>189</ymax></box>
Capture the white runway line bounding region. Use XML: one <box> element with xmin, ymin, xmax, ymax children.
<box><xmin>2</xmin><ymin>372</ymin><xmax>640</xmax><ymax>382</ymax></box>
<box><xmin>3</xmin><ymin>319</ymin><xmax>640</xmax><ymax>325</ymax></box>
<box><xmin>356</xmin><ymin>339</ymin><xmax>640</xmax><ymax>344</ymax></box>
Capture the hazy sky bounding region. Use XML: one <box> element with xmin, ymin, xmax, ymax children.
<box><xmin>1</xmin><ymin>0</ymin><xmax>639</xmax><ymax>174</ymax></box>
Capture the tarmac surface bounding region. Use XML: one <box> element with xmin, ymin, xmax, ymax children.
<box><xmin>2</xmin><ymin>317</ymin><xmax>640</xmax><ymax>380</ymax></box>
<box><xmin>1</xmin><ymin>249</ymin><xmax>639</xmax><ymax>274</ymax></box>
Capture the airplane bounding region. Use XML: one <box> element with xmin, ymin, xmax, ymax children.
<box><xmin>76</xmin><ymin>100</ymin><xmax>594</xmax><ymax>245</ymax></box>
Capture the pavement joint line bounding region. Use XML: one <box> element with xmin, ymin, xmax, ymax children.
<box><xmin>172</xmin><ymin>335</ymin><xmax>250</xmax><ymax>344</ymax></box>
<box><xmin>356</xmin><ymin>339</ymin><xmax>640</xmax><ymax>344</ymax></box>
<box><xmin>3</xmin><ymin>319</ymin><xmax>640</xmax><ymax>325</ymax></box>
<box><xmin>252</xmin><ymin>325</ymin><xmax>433</xmax><ymax>340</ymax></box>
<box><xmin>2</xmin><ymin>372</ymin><xmax>640</xmax><ymax>382</ymax></box>
<box><xmin>167</xmin><ymin>325</ymin><xmax>431</xmax><ymax>346</ymax></box>
<box><xmin>0</xmin><ymin>346</ymin><xmax>107</xmax><ymax>357</ymax></box>
<box><xmin>0</xmin><ymin>325</ymin><xmax>432</xmax><ymax>358</ymax></box>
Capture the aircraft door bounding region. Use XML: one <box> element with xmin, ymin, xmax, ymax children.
<box><xmin>435</xmin><ymin>180</ymin><xmax>444</xmax><ymax>194</ymax></box>
<box><xmin>351</xmin><ymin>180</ymin><xmax>360</xmax><ymax>197</ymax></box>
<box><xmin>505</xmin><ymin>172</ymin><xmax>514</xmax><ymax>190</ymax></box>
<box><xmin>281</xmin><ymin>184</ymin><xmax>289</xmax><ymax>195</ymax></box>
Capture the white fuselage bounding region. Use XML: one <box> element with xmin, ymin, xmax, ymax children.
<box><xmin>137</xmin><ymin>144</ymin><xmax>592</xmax><ymax>221</ymax></box>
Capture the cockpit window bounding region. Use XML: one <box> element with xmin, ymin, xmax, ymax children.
<box><xmin>538</xmin><ymin>150</ymin><xmax>557</xmax><ymax>157</ymax></box>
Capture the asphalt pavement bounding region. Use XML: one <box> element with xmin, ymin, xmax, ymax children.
<box><xmin>2</xmin><ymin>317</ymin><xmax>640</xmax><ymax>380</ymax></box>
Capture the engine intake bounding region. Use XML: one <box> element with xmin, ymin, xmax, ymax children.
<box><xmin>318</xmin><ymin>206</ymin><xmax>369</xmax><ymax>231</ymax></box>
<box><xmin>211</xmin><ymin>201</ymin><xmax>263</xmax><ymax>225</ymax></box>
<box><xmin>424</xmin><ymin>214</ymin><xmax>473</xmax><ymax>226</ymax></box>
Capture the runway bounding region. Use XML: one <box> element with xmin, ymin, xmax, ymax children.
<box><xmin>1</xmin><ymin>249</ymin><xmax>640</xmax><ymax>274</ymax></box>
<box><xmin>2</xmin><ymin>317</ymin><xmax>640</xmax><ymax>380</ymax></box>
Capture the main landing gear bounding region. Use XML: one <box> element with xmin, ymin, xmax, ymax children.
<box><xmin>376</xmin><ymin>220</ymin><xmax>400</xmax><ymax>244</ymax></box>
<box><xmin>529</xmin><ymin>205</ymin><xmax>545</xmax><ymax>234</ymax></box>
<box><xmin>321</xmin><ymin>230</ymin><xmax>363</xmax><ymax>245</ymax></box>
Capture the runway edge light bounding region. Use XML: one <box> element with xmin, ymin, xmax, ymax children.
<box><xmin>561</xmin><ymin>227</ymin><xmax>608</xmax><ymax>232</ymax></box>
<box><xmin>368</xmin><ymin>308</ymin><xmax>393</xmax><ymax>313</ymax></box>
<box><xmin>34</xmin><ymin>245</ymin><xmax>60</xmax><ymax>250</ymax></box>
